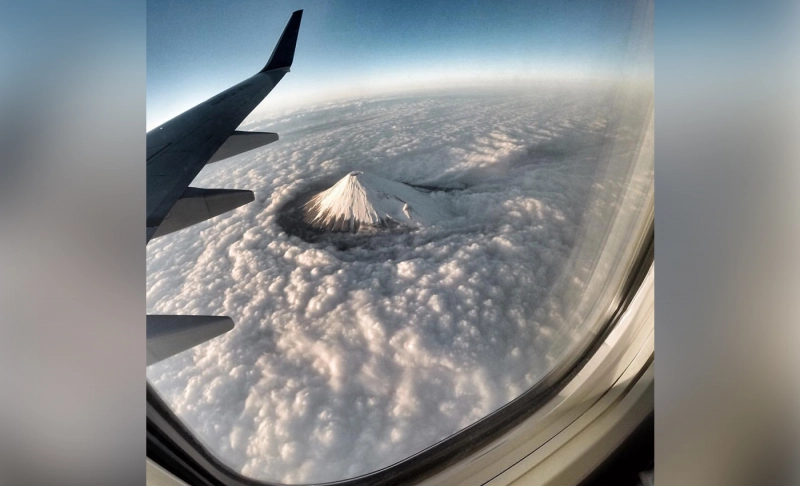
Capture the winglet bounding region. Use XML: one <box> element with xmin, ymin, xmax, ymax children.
<box><xmin>261</xmin><ymin>10</ymin><xmax>303</xmax><ymax>72</ymax></box>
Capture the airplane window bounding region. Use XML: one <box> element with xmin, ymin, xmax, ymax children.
<box><xmin>146</xmin><ymin>1</ymin><xmax>652</xmax><ymax>484</ymax></box>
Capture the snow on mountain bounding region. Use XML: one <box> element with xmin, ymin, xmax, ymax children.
<box><xmin>302</xmin><ymin>171</ymin><xmax>453</xmax><ymax>232</ymax></box>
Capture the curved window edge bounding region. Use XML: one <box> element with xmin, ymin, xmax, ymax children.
<box><xmin>423</xmin><ymin>261</ymin><xmax>654</xmax><ymax>485</ymax></box>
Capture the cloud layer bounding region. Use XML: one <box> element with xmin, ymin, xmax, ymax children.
<box><xmin>146</xmin><ymin>84</ymin><xmax>642</xmax><ymax>483</ymax></box>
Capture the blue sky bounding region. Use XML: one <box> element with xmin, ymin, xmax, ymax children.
<box><xmin>147</xmin><ymin>0</ymin><xmax>648</xmax><ymax>129</ymax></box>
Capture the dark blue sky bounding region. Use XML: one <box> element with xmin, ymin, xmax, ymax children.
<box><xmin>147</xmin><ymin>0</ymin><xmax>648</xmax><ymax>129</ymax></box>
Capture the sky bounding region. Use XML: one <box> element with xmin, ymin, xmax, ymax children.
<box><xmin>145</xmin><ymin>2</ymin><xmax>653</xmax><ymax>481</ymax></box>
<box><xmin>146</xmin><ymin>0</ymin><xmax>649</xmax><ymax>129</ymax></box>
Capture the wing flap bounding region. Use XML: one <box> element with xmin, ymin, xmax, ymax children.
<box><xmin>207</xmin><ymin>131</ymin><xmax>279</xmax><ymax>164</ymax></box>
<box><xmin>147</xmin><ymin>315</ymin><xmax>234</xmax><ymax>366</ymax></box>
<box><xmin>151</xmin><ymin>187</ymin><xmax>254</xmax><ymax>239</ymax></box>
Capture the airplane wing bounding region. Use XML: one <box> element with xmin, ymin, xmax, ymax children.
<box><xmin>146</xmin><ymin>315</ymin><xmax>234</xmax><ymax>366</ymax></box>
<box><xmin>146</xmin><ymin>10</ymin><xmax>302</xmax><ymax>366</ymax></box>
<box><xmin>146</xmin><ymin>9</ymin><xmax>303</xmax><ymax>243</ymax></box>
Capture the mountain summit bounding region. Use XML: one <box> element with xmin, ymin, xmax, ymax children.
<box><xmin>303</xmin><ymin>171</ymin><xmax>453</xmax><ymax>232</ymax></box>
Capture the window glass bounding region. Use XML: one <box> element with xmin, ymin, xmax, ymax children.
<box><xmin>146</xmin><ymin>1</ymin><xmax>653</xmax><ymax>483</ymax></box>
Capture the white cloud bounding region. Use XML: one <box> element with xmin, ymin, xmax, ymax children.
<box><xmin>146</xmin><ymin>84</ymin><xmax>644</xmax><ymax>483</ymax></box>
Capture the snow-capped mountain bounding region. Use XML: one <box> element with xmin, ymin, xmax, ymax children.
<box><xmin>302</xmin><ymin>171</ymin><xmax>453</xmax><ymax>232</ymax></box>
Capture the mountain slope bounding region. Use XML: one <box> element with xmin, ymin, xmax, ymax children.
<box><xmin>303</xmin><ymin>171</ymin><xmax>453</xmax><ymax>232</ymax></box>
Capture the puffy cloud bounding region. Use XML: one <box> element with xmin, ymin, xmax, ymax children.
<box><xmin>146</xmin><ymin>85</ymin><xmax>645</xmax><ymax>483</ymax></box>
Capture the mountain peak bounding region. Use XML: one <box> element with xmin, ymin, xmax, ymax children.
<box><xmin>302</xmin><ymin>172</ymin><xmax>452</xmax><ymax>232</ymax></box>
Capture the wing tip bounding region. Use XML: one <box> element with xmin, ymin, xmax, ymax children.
<box><xmin>261</xmin><ymin>10</ymin><xmax>303</xmax><ymax>73</ymax></box>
